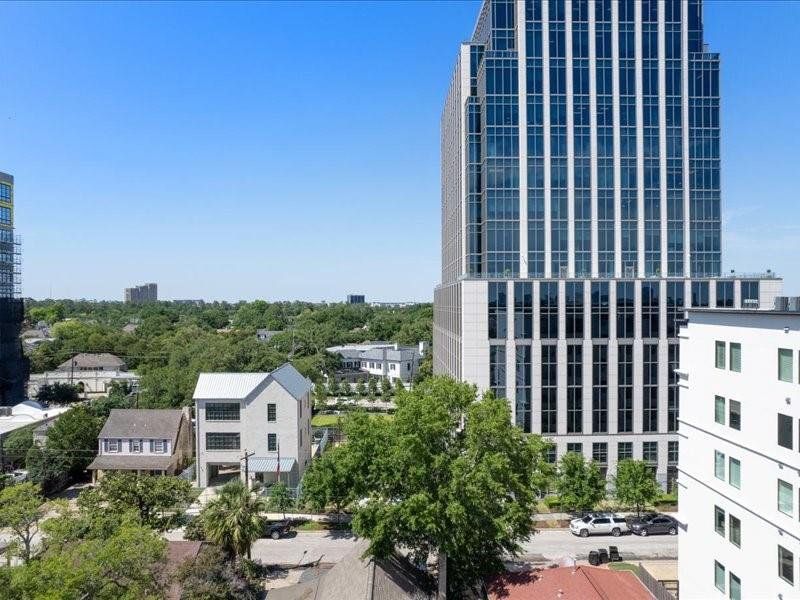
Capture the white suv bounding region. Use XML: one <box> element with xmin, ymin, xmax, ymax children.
<box><xmin>569</xmin><ymin>513</ymin><xmax>629</xmax><ymax>537</ymax></box>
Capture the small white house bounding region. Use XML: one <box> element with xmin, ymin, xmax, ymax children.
<box><xmin>193</xmin><ymin>363</ymin><xmax>313</xmax><ymax>490</ymax></box>
<box><xmin>327</xmin><ymin>341</ymin><xmax>423</xmax><ymax>382</ymax></box>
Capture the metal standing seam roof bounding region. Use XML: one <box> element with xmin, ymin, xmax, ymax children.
<box><xmin>98</xmin><ymin>409</ymin><xmax>185</xmax><ymax>446</ymax></box>
<box><xmin>192</xmin><ymin>364</ymin><xmax>312</xmax><ymax>402</ymax></box>
<box><xmin>247</xmin><ymin>457</ymin><xmax>297</xmax><ymax>473</ymax></box>
<box><xmin>192</xmin><ymin>373</ymin><xmax>270</xmax><ymax>400</ymax></box>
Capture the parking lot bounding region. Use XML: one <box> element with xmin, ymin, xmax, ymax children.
<box><xmin>249</xmin><ymin>528</ymin><xmax>678</xmax><ymax>567</ymax></box>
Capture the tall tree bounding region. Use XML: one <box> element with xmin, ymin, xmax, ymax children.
<box><xmin>301</xmin><ymin>446</ymin><xmax>357</xmax><ymax>522</ymax></box>
<box><xmin>613</xmin><ymin>459</ymin><xmax>661</xmax><ymax>517</ymax></box>
<box><xmin>380</xmin><ymin>377</ymin><xmax>392</xmax><ymax>398</ymax></box>
<box><xmin>201</xmin><ymin>480</ymin><xmax>266</xmax><ymax>560</ymax></box>
<box><xmin>90</xmin><ymin>473</ymin><xmax>194</xmax><ymax>528</ymax></box>
<box><xmin>317</xmin><ymin>377</ymin><xmax>552</xmax><ymax>596</ymax></box>
<box><xmin>555</xmin><ymin>452</ymin><xmax>606</xmax><ymax>513</ymax></box>
<box><xmin>0</xmin><ymin>483</ymin><xmax>48</xmax><ymax>563</ymax></box>
<box><xmin>268</xmin><ymin>482</ymin><xmax>293</xmax><ymax>520</ymax></box>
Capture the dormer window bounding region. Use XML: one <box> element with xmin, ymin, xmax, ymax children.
<box><xmin>151</xmin><ymin>439</ymin><xmax>166</xmax><ymax>454</ymax></box>
<box><xmin>107</xmin><ymin>439</ymin><xmax>120</xmax><ymax>453</ymax></box>
<box><xmin>131</xmin><ymin>439</ymin><xmax>143</xmax><ymax>453</ymax></box>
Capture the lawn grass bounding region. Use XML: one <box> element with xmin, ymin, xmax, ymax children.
<box><xmin>311</xmin><ymin>413</ymin><xmax>394</xmax><ymax>427</ymax></box>
<box><xmin>609</xmin><ymin>562</ymin><xmax>639</xmax><ymax>573</ymax></box>
<box><xmin>294</xmin><ymin>520</ymin><xmax>352</xmax><ymax>531</ymax></box>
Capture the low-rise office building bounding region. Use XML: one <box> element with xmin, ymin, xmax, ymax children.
<box><xmin>327</xmin><ymin>341</ymin><xmax>422</xmax><ymax>383</ymax></box>
<box><xmin>87</xmin><ymin>408</ymin><xmax>193</xmax><ymax>481</ymax></box>
<box><xmin>678</xmin><ymin>306</ymin><xmax>800</xmax><ymax>599</ymax></box>
<box><xmin>193</xmin><ymin>363</ymin><xmax>312</xmax><ymax>490</ymax></box>
<box><xmin>0</xmin><ymin>400</ymin><xmax>70</xmax><ymax>469</ymax></box>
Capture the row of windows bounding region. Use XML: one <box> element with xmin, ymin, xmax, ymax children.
<box><xmin>489</xmin><ymin>280</ymin><xmax>755</xmax><ymax>341</ymax></box>
<box><xmin>206</xmin><ymin>402</ymin><xmax>277</xmax><ymax>423</ymax></box>
<box><xmin>714</xmin><ymin>396</ymin><xmax>741</xmax><ymax>431</ymax></box>
<box><xmin>714</xmin><ymin>560</ymin><xmax>742</xmax><ymax>600</ymax></box>
<box><xmin>104</xmin><ymin>438</ymin><xmax>167</xmax><ymax>454</ymax></box>
<box><xmin>714</xmin><ymin>341</ymin><xmax>742</xmax><ymax>372</ymax></box>
<box><xmin>714</xmin><ymin>450</ymin><xmax>741</xmax><ymax>489</ymax></box>
<box><xmin>557</xmin><ymin>440</ymin><xmax>677</xmax><ymax>466</ymax></box>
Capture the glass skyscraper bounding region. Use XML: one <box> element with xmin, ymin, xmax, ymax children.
<box><xmin>0</xmin><ymin>171</ymin><xmax>27</xmax><ymax>406</ymax></box>
<box><xmin>434</xmin><ymin>0</ymin><xmax>782</xmax><ymax>486</ymax></box>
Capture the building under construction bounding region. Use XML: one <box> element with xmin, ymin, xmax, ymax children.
<box><xmin>0</xmin><ymin>171</ymin><xmax>29</xmax><ymax>406</ymax></box>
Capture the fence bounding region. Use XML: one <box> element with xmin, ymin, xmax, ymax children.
<box><xmin>178</xmin><ymin>462</ymin><xmax>195</xmax><ymax>482</ymax></box>
<box><xmin>636</xmin><ymin>563</ymin><xmax>678</xmax><ymax>600</ymax></box>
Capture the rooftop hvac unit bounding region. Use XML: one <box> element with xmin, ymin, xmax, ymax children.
<box><xmin>0</xmin><ymin>406</ymin><xmax>11</xmax><ymax>417</ymax></box>
<box><xmin>789</xmin><ymin>297</ymin><xmax>800</xmax><ymax>312</ymax></box>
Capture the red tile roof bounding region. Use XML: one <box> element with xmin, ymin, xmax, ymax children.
<box><xmin>486</xmin><ymin>566</ymin><xmax>655</xmax><ymax>600</ymax></box>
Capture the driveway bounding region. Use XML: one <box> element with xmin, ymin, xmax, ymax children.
<box><xmin>248</xmin><ymin>529</ymin><xmax>677</xmax><ymax>567</ymax></box>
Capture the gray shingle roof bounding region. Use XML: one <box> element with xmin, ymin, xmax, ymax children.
<box><xmin>57</xmin><ymin>353</ymin><xmax>127</xmax><ymax>371</ymax></box>
<box><xmin>98</xmin><ymin>409</ymin><xmax>185</xmax><ymax>445</ymax></box>
<box><xmin>267</xmin><ymin>539</ymin><xmax>432</xmax><ymax>600</ymax></box>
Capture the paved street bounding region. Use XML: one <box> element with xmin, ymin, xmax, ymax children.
<box><xmin>249</xmin><ymin>529</ymin><xmax>677</xmax><ymax>567</ymax></box>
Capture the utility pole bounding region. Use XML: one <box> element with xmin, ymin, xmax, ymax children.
<box><xmin>242</xmin><ymin>449</ymin><xmax>256</xmax><ymax>489</ymax></box>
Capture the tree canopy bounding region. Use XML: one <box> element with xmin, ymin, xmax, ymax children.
<box><xmin>613</xmin><ymin>459</ymin><xmax>661</xmax><ymax>516</ymax></box>
<box><xmin>24</xmin><ymin>299</ymin><xmax>433</xmax><ymax>407</ymax></box>
<box><xmin>555</xmin><ymin>451</ymin><xmax>606</xmax><ymax>513</ymax></box>
<box><xmin>302</xmin><ymin>377</ymin><xmax>553</xmax><ymax>596</ymax></box>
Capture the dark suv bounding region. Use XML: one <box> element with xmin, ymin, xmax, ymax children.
<box><xmin>629</xmin><ymin>513</ymin><xmax>679</xmax><ymax>536</ymax></box>
<box><xmin>264</xmin><ymin>520</ymin><xmax>292</xmax><ymax>540</ymax></box>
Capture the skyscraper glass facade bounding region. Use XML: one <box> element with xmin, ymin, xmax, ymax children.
<box><xmin>433</xmin><ymin>0</ymin><xmax>781</xmax><ymax>486</ymax></box>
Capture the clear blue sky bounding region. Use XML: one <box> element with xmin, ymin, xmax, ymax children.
<box><xmin>1</xmin><ymin>1</ymin><xmax>798</xmax><ymax>302</ymax></box>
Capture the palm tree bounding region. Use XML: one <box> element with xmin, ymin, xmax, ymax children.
<box><xmin>201</xmin><ymin>479</ymin><xmax>266</xmax><ymax>560</ymax></box>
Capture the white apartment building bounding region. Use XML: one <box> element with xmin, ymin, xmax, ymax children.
<box><xmin>327</xmin><ymin>342</ymin><xmax>422</xmax><ymax>383</ymax></box>
<box><xmin>193</xmin><ymin>363</ymin><xmax>312</xmax><ymax>490</ymax></box>
<box><xmin>678</xmin><ymin>307</ymin><xmax>800</xmax><ymax>599</ymax></box>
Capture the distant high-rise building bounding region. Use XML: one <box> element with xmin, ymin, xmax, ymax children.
<box><xmin>0</xmin><ymin>171</ymin><xmax>28</xmax><ymax>405</ymax></box>
<box><xmin>433</xmin><ymin>0</ymin><xmax>782</xmax><ymax>486</ymax></box>
<box><xmin>346</xmin><ymin>294</ymin><xmax>366</xmax><ymax>305</ymax></box>
<box><xmin>124</xmin><ymin>283</ymin><xmax>158</xmax><ymax>303</ymax></box>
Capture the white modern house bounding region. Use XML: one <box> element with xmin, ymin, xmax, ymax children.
<box><xmin>87</xmin><ymin>408</ymin><xmax>193</xmax><ymax>481</ymax></box>
<box><xmin>327</xmin><ymin>341</ymin><xmax>423</xmax><ymax>383</ymax></box>
<box><xmin>678</xmin><ymin>306</ymin><xmax>800</xmax><ymax>599</ymax></box>
<box><xmin>193</xmin><ymin>363</ymin><xmax>313</xmax><ymax>490</ymax></box>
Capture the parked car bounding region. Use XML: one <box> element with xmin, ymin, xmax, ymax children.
<box><xmin>569</xmin><ymin>513</ymin><xmax>630</xmax><ymax>537</ymax></box>
<box><xmin>629</xmin><ymin>513</ymin><xmax>679</xmax><ymax>536</ymax></box>
<box><xmin>264</xmin><ymin>520</ymin><xmax>292</xmax><ymax>540</ymax></box>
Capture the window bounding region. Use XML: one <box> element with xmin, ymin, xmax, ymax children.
<box><xmin>206</xmin><ymin>402</ymin><xmax>240</xmax><ymax>421</ymax></box>
<box><xmin>643</xmin><ymin>441</ymin><xmax>658</xmax><ymax>464</ymax></box>
<box><xmin>592</xmin><ymin>442</ymin><xmax>608</xmax><ymax>464</ymax></box>
<box><xmin>692</xmin><ymin>281</ymin><xmax>709</xmax><ymax>307</ymax></box>
<box><xmin>131</xmin><ymin>439</ymin><xmax>142</xmax><ymax>453</ymax></box>
<box><xmin>714</xmin><ymin>560</ymin><xmax>726</xmax><ymax>592</ymax></box>
<box><xmin>107</xmin><ymin>439</ymin><xmax>120</xmax><ymax>453</ymax></box>
<box><xmin>641</xmin><ymin>282</ymin><xmax>660</xmax><ymax>338</ymax></box>
<box><xmin>617</xmin><ymin>344</ymin><xmax>633</xmax><ymax>432</ymax></box>
<box><xmin>779</xmin><ymin>545</ymin><xmax>794</xmax><ymax>584</ymax></box>
<box><xmin>590</xmin><ymin>282</ymin><xmax>609</xmax><ymax>338</ymax></box>
<box><xmin>714</xmin><ymin>506</ymin><xmax>725</xmax><ymax>536</ymax></box>
<box><xmin>514</xmin><ymin>282</ymin><xmax>533</xmax><ymax>339</ymax></box>
<box><xmin>779</xmin><ymin>480</ymin><xmax>793</xmax><ymax>516</ymax></box>
<box><xmin>515</xmin><ymin>345</ymin><xmax>532</xmax><ymax>432</ymax></box>
<box><xmin>778</xmin><ymin>414</ymin><xmax>793</xmax><ymax>449</ymax></box>
<box><xmin>268</xmin><ymin>433</ymin><xmax>278</xmax><ymax>452</ymax></box>
<box><xmin>541</xmin><ymin>344</ymin><xmax>557</xmax><ymax>434</ymax></box>
<box><xmin>715</xmin><ymin>341</ymin><xmax>726</xmax><ymax>369</ymax></box>
<box><xmin>729</xmin><ymin>400</ymin><xmax>741</xmax><ymax>431</ymax></box>
<box><xmin>779</xmin><ymin>348</ymin><xmax>793</xmax><ymax>383</ymax></box>
<box><xmin>715</xmin><ymin>396</ymin><xmax>726</xmax><ymax>425</ymax></box>
<box><xmin>643</xmin><ymin>344</ymin><xmax>658</xmax><ymax>432</ymax></box>
<box><xmin>716</xmin><ymin>281</ymin><xmax>734</xmax><ymax>307</ymax></box>
<box><xmin>206</xmin><ymin>432</ymin><xmax>240</xmax><ymax>451</ymax></box>
<box><xmin>618</xmin><ymin>442</ymin><xmax>633</xmax><ymax>461</ymax></box>
<box><xmin>616</xmin><ymin>282</ymin><xmax>635</xmax><ymax>338</ymax></box>
<box><xmin>567</xmin><ymin>345</ymin><xmax>583</xmax><ymax>433</ymax></box>
<box><xmin>540</xmin><ymin>282</ymin><xmax>559</xmax><ymax>339</ymax></box>
<box><xmin>592</xmin><ymin>345</ymin><xmax>608</xmax><ymax>433</ymax></box>
<box><xmin>488</xmin><ymin>282</ymin><xmax>507</xmax><ymax>339</ymax></box>
<box><xmin>267</xmin><ymin>403</ymin><xmax>277</xmax><ymax>422</ymax></box>
<box><xmin>729</xmin><ymin>514</ymin><xmax>741</xmax><ymax>548</ymax></box>
<box><xmin>490</xmin><ymin>345</ymin><xmax>506</xmax><ymax>399</ymax></box>
<box><xmin>729</xmin><ymin>572</ymin><xmax>741</xmax><ymax>600</ymax></box>
<box><xmin>567</xmin><ymin>442</ymin><xmax>583</xmax><ymax>455</ymax></box>
<box><xmin>668</xmin><ymin>441</ymin><xmax>678</xmax><ymax>464</ymax></box>
<box><xmin>565</xmin><ymin>282</ymin><xmax>584</xmax><ymax>338</ymax></box>
<box><xmin>714</xmin><ymin>451</ymin><xmax>725</xmax><ymax>480</ymax></box>
<box><xmin>729</xmin><ymin>343</ymin><xmax>741</xmax><ymax>372</ymax></box>
<box><xmin>729</xmin><ymin>458</ymin><xmax>740</xmax><ymax>489</ymax></box>
<box><xmin>152</xmin><ymin>439</ymin><xmax>166</xmax><ymax>454</ymax></box>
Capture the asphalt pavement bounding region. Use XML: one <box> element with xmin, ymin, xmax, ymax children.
<box><xmin>249</xmin><ymin>528</ymin><xmax>677</xmax><ymax>567</ymax></box>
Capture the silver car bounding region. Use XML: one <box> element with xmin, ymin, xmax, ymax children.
<box><xmin>569</xmin><ymin>513</ymin><xmax>630</xmax><ymax>537</ymax></box>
